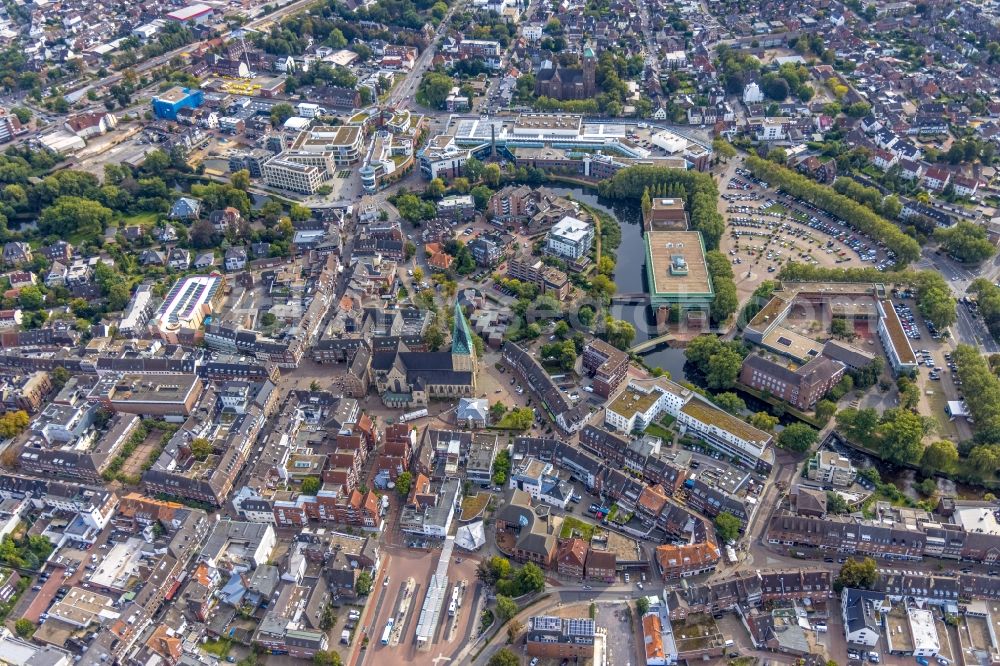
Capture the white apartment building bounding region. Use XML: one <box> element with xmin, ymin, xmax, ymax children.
<box><xmin>545</xmin><ymin>216</ymin><xmax>594</xmax><ymax>260</ymax></box>
<box><xmin>807</xmin><ymin>451</ymin><xmax>856</xmax><ymax>487</ymax></box>
<box><xmin>677</xmin><ymin>399</ymin><xmax>771</xmax><ymax>468</ymax></box>
<box><xmin>604</xmin><ymin>378</ymin><xmax>691</xmax><ymax>433</ymax></box>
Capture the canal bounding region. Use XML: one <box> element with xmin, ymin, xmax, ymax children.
<box><xmin>547</xmin><ymin>186</ymin><xmax>689</xmax><ymax>381</ymax></box>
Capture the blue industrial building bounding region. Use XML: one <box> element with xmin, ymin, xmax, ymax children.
<box><xmin>152</xmin><ymin>87</ymin><xmax>205</xmax><ymax>121</ymax></box>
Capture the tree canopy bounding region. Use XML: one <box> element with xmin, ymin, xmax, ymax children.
<box><xmin>744</xmin><ymin>156</ymin><xmax>921</xmax><ymax>265</ymax></box>
<box><xmin>834</xmin><ymin>556</ymin><xmax>878</xmax><ymax>592</ymax></box>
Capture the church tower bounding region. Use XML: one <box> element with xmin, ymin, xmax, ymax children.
<box><xmin>583</xmin><ymin>45</ymin><xmax>597</xmax><ymax>98</ymax></box>
<box><xmin>451</xmin><ymin>301</ymin><xmax>477</xmax><ymax>374</ymax></box>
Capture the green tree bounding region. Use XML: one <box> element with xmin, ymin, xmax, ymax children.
<box><xmin>424</xmin><ymin>323</ymin><xmax>445</xmax><ymax>351</ymax></box>
<box><xmin>301</xmin><ymin>476</ymin><xmax>321</xmax><ymax>495</ymax></box>
<box><xmin>51</xmin><ymin>366</ymin><xmax>70</xmax><ymax>391</ymax></box>
<box><xmin>38</xmin><ymin>196</ymin><xmax>113</xmax><ymax>238</ymax></box>
<box><xmin>602</xmin><ymin>317</ymin><xmax>635</xmax><ymax>350</ymax></box>
<box><xmin>492</xmin><ymin>450</ymin><xmax>511</xmax><ymax>485</ymax></box>
<box><xmin>826</xmin><ymin>491</ymin><xmax>849</xmax><ymax>514</ymax></box>
<box><xmin>714</xmin><ymin>512</ymin><xmax>741</xmax><ymax>543</ymax></box>
<box><xmin>875</xmin><ymin>408</ymin><xmax>927</xmax><ymax>465</ymax></box>
<box><xmin>834</xmin><ymin>556</ymin><xmax>878</xmax><ymax>592</ymax></box>
<box><xmin>920</xmin><ymin>440</ymin><xmax>958</xmax><ymax>475</ymax></box>
<box><xmin>830</xmin><ymin>317</ymin><xmax>850</xmax><ymax>338</ymax></box>
<box><xmin>189</xmin><ymin>437</ymin><xmax>212</xmax><ymax>460</ymax></box>
<box><xmin>483</xmin><ymin>163</ymin><xmax>502</xmax><ymax>187</ymax></box>
<box><xmin>470</xmin><ymin>185</ymin><xmax>492</xmax><ymax>210</ymax></box>
<box><xmin>313</xmin><ymin>651</ymin><xmax>341</xmax><ymax>666</ymax></box>
<box><xmin>426</xmin><ymin>178</ymin><xmax>446</xmax><ymax>199</ymax></box>
<box><xmin>636</xmin><ymin>596</ymin><xmax>650</xmax><ymax>616</ymax></box>
<box><xmin>589</xmin><ymin>274</ymin><xmax>617</xmax><ymax>302</ymax></box>
<box><xmin>495</xmin><ymin>595</ymin><xmax>518</xmax><ymax>623</ymax></box>
<box><xmin>712</xmin><ymin>138</ymin><xmax>737</xmax><ymax>162</ymax></box>
<box><xmin>488</xmin><ymin>649</ymin><xmax>520</xmax><ymax>666</ymax></box>
<box><xmin>935</xmin><ymin>221</ymin><xmax>996</xmax><ymax>263</ymax></box>
<box><xmin>396</xmin><ymin>471</ymin><xmax>413</xmax><ymax>497</ymax></box>
<box><xmin>17</xmin><ymin>286</ymin><xmax>43</xmax><ymax>310</ymax></box>
<box><xmin>515</xmin><ymin>562</ymin><xmax>545</xmax><ymax>593</ymax></box>
<box><xmin>713</xmin><ymin>392</ymin><xmax>746</xmax><ymax>415</ymax></box>
<box><xmin>416</xmin><ymin>71</ymin><xmax>455</xmax><ymax>109</ymax></box>
<box><xmin>777</xmin><ymin>423</ymin><xmax>818</xmax><ymax>453</ymax></box>
<box><xmin>465</xmin><ymin>158</ymin><xmax>484</xmax><ymax>183</ymax></box>
<box><xmin>685</xmin><ymin>335</ymin><xmax>723</xmax><ymax>366</ymax></box>
<box><xmin>230</xmin><ymin>169</ymin><xmax>251</xmax><ymax>191</ymax></box>
<box><xmin>490</xmin><ymin>402</ymin><xmax>506</xmax><ymax>421</ymax></box>
<box><xmin>289</xmin><ymin>203</ymin><xmax>311</xmax><ymax>222</ymax></box>
<box><xmin>750</xmin><ymin>411</ymin><xmax>779</xmax><ymax>432</ymax></box>
<box><xmin>705</xmin><ymin>347</ymin><xmax>742</xmax><ymax>390</ymax></box>
<box><xmin>355</xmin><ymin>570</ymin><xmax>373</xmax><ymax>595</ymax></box>
<box><xmin>14</xmin><ymin>618</ymin><xmax>34</xmax><ymax>638</ymax></box>
<box><xmin>269</xmin><ymin>102</ymin><xmax>294</xmax><ymax>126</ymax></box>
<box><xmin>815</xmin><ymin>399</ymin><xmax>837</xmax><ymax>423</ymax></box>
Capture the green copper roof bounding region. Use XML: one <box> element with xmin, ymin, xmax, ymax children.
<box><xmin>452</xmin><ymin>301</ymin><xmax>474</xmax><ymax>356</ymax></box>
<box><xmin>584</xmin><ymin>46</ymin><xmax>594</xmax><ymax>58</ymax></box>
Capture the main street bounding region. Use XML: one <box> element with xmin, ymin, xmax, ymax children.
<box><xmin>916</xmin><ymin>248</ymin><xmax>1000</xmax><ymax>352</ymax></box>
<box><xmin>69</xmin><ymin>0</ymin><xmax>321</xmax><ymax>102</ymax></box>
<box><xmin>388</xmin><ymin>0</ymin><xmax>468</xmax><ymax>109</ymax></box>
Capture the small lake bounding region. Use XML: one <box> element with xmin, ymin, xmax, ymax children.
<box><xmin>547</xmin><ymin>186</ymin><xmax>689</xmax><ymax>381</ymax></box>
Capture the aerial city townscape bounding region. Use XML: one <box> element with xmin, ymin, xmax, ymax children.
<box><xmin>6</xmin><ymin>1</ymin><xmax>1000</xmax><ymax>666</ymax></box>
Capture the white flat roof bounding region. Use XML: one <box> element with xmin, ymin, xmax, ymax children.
<box><xmin>907</xmin><ymin>608</ymin><xmax>940</xmax><ymax>652</ymax></box>
<box><xmin>954</xmin><ymin>506</ymin><xmax>1000</xmax><ymax>536</ymax></box>
<box><xmin>550</xmin><ymin>216</ymin><xmax>592</xmax><ymax>243</ymax></box>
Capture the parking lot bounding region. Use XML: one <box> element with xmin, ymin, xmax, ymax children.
<box><xmin>720</xmin><ymin>162</ymin><xmax>896</xmax><ymax>305</ymax></box>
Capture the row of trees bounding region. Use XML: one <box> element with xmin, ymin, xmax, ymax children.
<box><xmin>953</xmin><ymin>346</ymin><xmax>1000</xmax><ymax>467</ymax></box>
<box><xmin>628</xmin><ymin>172</ymin><xmax>725</xmax><ymax>251</ymax></box>
<box><xmin>969</xmin><ymin>279</ymin><xmax>1000</xmax><ymax>340</ymax></box>
<box><xmin>705</xmin><ymin>249</ymin><xmax>739</xmax><ymax>325</ymax></box>
<box><xmin>776</xmin><ymin>263</ymin><xmax>957</xmax><ymax>331</ymax></box>
<box><xmin>743</xmin><ymin>156</ymin><xmax>921</xmax><ymax>265</ymax></box>
<box><xmin>832</xmin><ymin>177</ymin><xmax>902</xmax><ymax>220</ymax></box>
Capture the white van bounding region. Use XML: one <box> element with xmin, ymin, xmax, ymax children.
<box><xmin>724</xmin><ymin>640</ymin><xmax>734</xmax><ymax>648</ymax></box>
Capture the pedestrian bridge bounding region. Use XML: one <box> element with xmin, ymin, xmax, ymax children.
<box><xmin>610</xmin><ymin>292</ymin><xmax>650</xmax><ymax>305</ymax></box>
<box><xmin>629</xmin><ymin>332</ymin><xmax>675</xmax><ymax>354</ymax></box>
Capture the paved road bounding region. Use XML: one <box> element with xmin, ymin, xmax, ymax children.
<box><xmin>917</xmin><ymin>249</ymin><xmax>1000</xmax><ymax>352</ymax></box>
<box><xmin>68</xmin><ymin>0</ymin><xmax>319</xmax><ymax>102</ymax></box>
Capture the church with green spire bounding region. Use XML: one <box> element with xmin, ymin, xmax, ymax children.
<box><xmin>370</xmin><ymin>301</ymin><xmax>478</xmax><ymax>408</ymax></box>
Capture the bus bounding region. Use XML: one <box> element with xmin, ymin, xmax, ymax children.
<box><xmin>381</xmin><ymin>618</ymin><xmax>394</xmax><ymax>646</ymax></box>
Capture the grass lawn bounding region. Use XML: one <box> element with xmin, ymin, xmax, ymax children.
<box><xmin>645</xmin><ymin>422</ymin><xmax>672</xmax><ymax>441</ymax></box>
<box><xmin>559</xmin><ymin>516</ymin><xmax>596</xmax><ymax>541</ymax></box>
<box><xmin>496</xmin><ymin>411</ymin><xmax>530</xmax><ymax>430</ymax></box>
<box><xmin>119</xmin><ymin>212</ymin><xmax>159</xmax><ymax>228</ymax></box>
<box><xmin>460</xmin><ymin>494</ymin><xmax>490</xmax><ymax>521</ymax></box>
<box><xmin>200</xmin><ymin>638</ymin><xmax>231</xmax><ymax>657</ymax></box>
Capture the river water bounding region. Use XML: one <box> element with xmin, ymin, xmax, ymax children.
<box><xmin>547</xmin><ymin>186</ymin><xmax>689</xmax><ymax>381</ymax></box>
